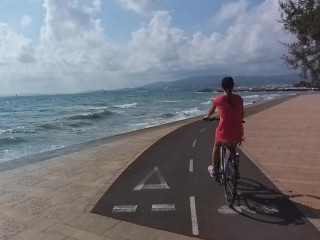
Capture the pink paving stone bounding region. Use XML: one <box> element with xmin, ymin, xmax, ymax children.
<box><xmin>241</xmin><ymin>94</ymin><xmax>320</xmax><ymax>230</ymax></box>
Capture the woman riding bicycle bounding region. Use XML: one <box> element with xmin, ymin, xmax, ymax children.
<box><xmin>203</xmin><ymin>77</ymin><xmax>244</xmax><ymax>178</ymax></box>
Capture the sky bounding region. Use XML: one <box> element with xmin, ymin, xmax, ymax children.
<box><xmin>0</xmin><ymin>0</ymin><xmax>294</xmax><ymax>95</ymax></box>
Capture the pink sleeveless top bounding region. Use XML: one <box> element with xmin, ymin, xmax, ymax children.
<box><xmin>213</xmin><ymin>94</ymin><xmax>244</xmax><ymax>144</ymax></box>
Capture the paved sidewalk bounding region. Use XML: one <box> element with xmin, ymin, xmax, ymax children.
<box><xmin>240</xmin><ymin>94</ymin><xmax>320</xmax><ymax>231</ymax></box>
<box><xmin>0</xmin><ymin>94</ymin><xmax>319</xmax><ymax>239</ymax></box>
<box><xmin>0</xmin><ymin>120</ymin><xmax>198</xmax><ymax>240</ymax></box>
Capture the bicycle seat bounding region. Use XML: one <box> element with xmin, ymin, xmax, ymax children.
<box><xmin>221</xmin><ymin>143</ymin><xmax>238</xmax><ymax>148</ymax></box>
<box><xmin>221</xmin><ymin>143</ymin><xmax>239</xmax><ymax>156</ymax></box>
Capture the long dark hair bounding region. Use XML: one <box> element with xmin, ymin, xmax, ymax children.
<box><xmin>221</xmin><ymin>77</ymin><xmax>234</xmax><ymax>107</ymax></box>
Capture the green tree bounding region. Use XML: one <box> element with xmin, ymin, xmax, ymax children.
<box><xmin>279</xmin><ymin>0</ymin><xmax>320</xmax><ymax>86</ymax></box>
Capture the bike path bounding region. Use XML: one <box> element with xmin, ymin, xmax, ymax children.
<box><xmin>92</xmin><ymin>97</ymin><xmax>320</xmax><ymax>240</ymax></box>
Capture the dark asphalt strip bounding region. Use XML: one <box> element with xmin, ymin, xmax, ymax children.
<box><xmin>92</xmin><ymin>94</ymin><xmax>320</xmax><ymax>239</ymax></box>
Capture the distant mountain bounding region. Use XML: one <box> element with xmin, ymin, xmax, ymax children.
<box><xmin>139</xmin><ymin>74</ymin><xmax>301</xmax><ymax>90</ymax></box>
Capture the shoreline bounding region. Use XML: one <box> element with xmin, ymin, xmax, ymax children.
<box><xmin>0</xmin><ymin>94</ymin><xmax>297</xmax><ymax>173</ymax></box>
<box><xmin>198</xmin><ymin>87</ymin><xmax>320</xmax><ymax>93</ymax></box>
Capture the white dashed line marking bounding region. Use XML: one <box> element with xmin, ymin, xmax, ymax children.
<box><xmin>152</xmin><ymin>204</ymin><xmax>176</xmax><ymax>211</ymax></box>
<box><xmin>189</xmin><ymin>159</ymin><xmax>194</xmax><ymax>173</ymax></box>
<box><xmin>190</xmin><ymin>196</ymin><xmax>199</xmax><ymax>235</ymax></box>
<box><xmin>192</xmin><ymin>139</ymin><xmax>197</xmax><ymax>147</ymax></box>
<box><xmin>200</xmin><ymin>128</ymin><xmax>205</xmax><ymax>133</ymax></box>
<box><xmin>112</xmin><ymin>205</ymin><xmax>137</xmax><ymax>213</ymax></box>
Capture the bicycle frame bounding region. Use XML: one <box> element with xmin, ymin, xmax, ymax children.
<box><xmin>219</xmin><ymin>144</ymin><xmax>237</xmax><ymax>173</ymax></box>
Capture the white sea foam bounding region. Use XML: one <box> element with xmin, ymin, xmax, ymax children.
<box><xmin>181</xmin><ymin>108</ymin><xmax>202</xmax><ymax>116</ymax></box>
<box><xmin>40</xmin><ymin>145</ymin><xmax>65</xmax><ymax>153</ymax></box>
<box><xmin>242</xmin><ymin>95</ymin><xmax>260</xmax><ymax>99</ymax></box>
<box><xmin>201</xmin><ymin>100</ymin><xmax>211</xmax><ymax>105</ymax></box>
<box><xmin>263</xmin><ymin>94</ymin><xmax>281</xmax><ymax>100</ymax></box>
<box><xmin>171</xmin><ymin>108</ymin><xmax>203</xmax><ymax>121</ymax></box>
<box><xmin>113</xmin><ymin>103</ymin><xmax>138</xmax><ymax>109</ymax></box>
<box><xmin>157</xmin><ymin>100</ymin><xmax>180</xmax><ymax>103</ymax></box>
<box><xmin>130</xmin><ymin>122</ymin><xmax>150</xmax><ymax>127</ymax></box>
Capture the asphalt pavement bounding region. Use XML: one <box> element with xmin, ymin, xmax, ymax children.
<box><xmin>92</xmin><ymin>96</ymin><xmax>320</xmax><ymax>240</ymax></box>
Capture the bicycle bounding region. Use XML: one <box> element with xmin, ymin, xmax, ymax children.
<box><xmin>204</xmin><ymin>116</ymin><xmax>242</xmax><ymax>207</ymax></box>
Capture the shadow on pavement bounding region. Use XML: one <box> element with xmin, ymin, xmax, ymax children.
<box><xmin>233</xmin><ymin>177</ymin><xmax>306</xmax><ymax>226</ymax></box>
<box><xmin>288</xmin><ymin>194</ymin><xmax>320</xmax><ymax>220</ymax></box>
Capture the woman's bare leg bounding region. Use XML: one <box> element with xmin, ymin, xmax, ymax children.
<box><xmin>212</xmin><ymin>141</ymin><xmax>222</xmax><ymax>171</ymax></box>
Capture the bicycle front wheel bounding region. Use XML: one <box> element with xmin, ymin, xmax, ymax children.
<box><xmin>224</xmin><ymin>159</ymin><xmax>237</xmax><ymax>206</ymax></box>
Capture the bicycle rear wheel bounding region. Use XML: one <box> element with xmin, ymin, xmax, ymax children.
<box><xmin>224</xmin><ymin>158</ymin><xmax>237</xmax><ymax>206</ymax></box>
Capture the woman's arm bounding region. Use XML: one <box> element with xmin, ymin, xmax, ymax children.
<box><xmin>242</xmin><ymin>105</ymin><xmax>244</xmax><ymax>120</ymax></box>
<box><xmin>203</xmin><ymin>104</ymin><xmax>216</xmax><ymax>120</ymax></box>
<box><xmin>241</xmin><ymin>97</ymin><xmax>244</xmax><ymax>120</ymax></box>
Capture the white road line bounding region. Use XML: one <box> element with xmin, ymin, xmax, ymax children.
<box><xmin>189</xmin><ymin>159</ymin><xmax>194</xmax><ymax>173</ymax></box>
<box><xmin>200</xmin><ymin>128</ymin><xmax>205</xmax><ymax>133</ymax></box>
<box><xmin>189</xmin><ymin>196</ymin><xmax>199</xmax><ymax>236</ymax></box>
<box><xmin>152</xmin><ymin>204</ymin><xmax>176</xmax><ymax>211</ymax></box>
<box><xmin>192</xmin><ymin>139</ymin><xmax>197</xmax><ymax>147</ymax></box>
<box><xmin>112</xmin><ymin>205</ymin><xmax>137</xmax><ymax>213</ymax></box>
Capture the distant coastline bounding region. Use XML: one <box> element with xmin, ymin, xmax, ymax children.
<box><xmin>197</xmin><ymin>87</ymin><xmax>320</xmax><ymax>93</ymax></box>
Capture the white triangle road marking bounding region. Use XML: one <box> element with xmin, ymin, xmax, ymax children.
<box><xmin>133</xmin><ymin>166</ymin><xmax>170</xmax><ymax>191</ymax></box>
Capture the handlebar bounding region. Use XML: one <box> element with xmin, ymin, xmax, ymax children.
<box><xmin>203</xmin><ymin>116</ymin><xmax>219</xmax><ymax>122</ymax></box>
<box><xmin>203</xmin><ymin>116</ymin><xmax>245</xmax><ymax>123</ymax></box>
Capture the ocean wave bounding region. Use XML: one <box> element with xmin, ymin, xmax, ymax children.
<box><xmin>159</xmin><ymin>113</ymin><xmax>176</xmax><ymax>118</ymax></box>
<box><xmin>263</xmin><ymin>94</ymin><xmax>281</xmax><ymax>100</ymax></box>
<box><xmin>113</xmin><ymin>103</ymin><xmax>138</xmax><ymax>109</ymax></box>
<box><xmin>201</xmin><ymin>100</ymin><xmax>211</xmax><ymax>105</ymax></box>
<box><xmin>180</xmin><ymin>108</ymin><xmax>202</xmax><ymax>116</ymax></box>
<box><xmin>37</xmin><ymin>122</ymin><xmax>64</xmax><ymax>130</ymax></box>
<box><xmin>158</xmin><ymin>108</ymin><xmax>203</xmax><ymax>123</ymax></box>
<box><xmin>157</xmin><ymin>100</ymin><xmax>180</xmax><ymax>103</ymax></box>
<box><xmin>64</xmin><ymin>121</ymin><xmax>93</xmax><ymax>128</ymax></box>
<box><xmin>39</xmin><ymin>145</ymin><xmax>65</xmax><ymax>153</ymax></box>
<box><xmin>0</xmin><ymin>136</ymin><xmax>25</xmax><ymax>145</ymax></box>
<box><xmin>242</xmin><ymin>95</ymin><xmax>260</xmax><ymax>99</ymax></box>
<box><xmin>0</xmin><ymin>126</ymin><xmax>38</xmax><ymax>135</ymax></box>
<box><xmin>67</xmin><ymin>109</ymin><xmax>114</xmax><ymax>120</ymax></box>
<box><xmin>130</xmin><ymin>122</ymin><xmax>151</xmax><ymax>127</ymax></box>
<box><xmin>132</xmin><ymin>113</ymin><xmax>146</xmax><ymax>116</ymax></box>
<box><xmin>160</xmin><ymin>108</ymin><xmax>203</xmax><ymax>122</ymax></box>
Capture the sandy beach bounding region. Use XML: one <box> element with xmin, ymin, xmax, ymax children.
<box><xmin>0</xmin><ymin>93</ymin><xmax>319</xmax><ymax>239</ymax></box>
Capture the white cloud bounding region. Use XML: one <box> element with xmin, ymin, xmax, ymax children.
<box><xmin>0</xmin><ymin>23</ymin><xmax>35</xmax><ymax>64</ymax></box>
<box><xmin>83</xmin><ymin>0</ymin><xmax>102</xmax><ymax>14</ymax></box>
<box><xmin>40</xmin><ymin>0</ymin><xmax>95</xmax><ymax>42</ymax></box>
<box><xmin>179</xmin><ymin>0</ymin><xmax>287</xmax><ymax>74</ymax></box>
<box><xmin>213</xmin><ymin>0</ymin><xmax>249</xmax><ymax>24</ymax></box>
<box><xmin>0</xmin><ymin>0</ymin><xmax>291</xmax><ymax>95</ymax></box>
<box><xmin>116</xmin><ymin>0</ymin><xmax>158</xmax><ymax>15</ymax></box>
<box><xmin>119</xmin><ymin>0</ymin><xmax>288</xmax><ymax>78</ymax></box>
<box><xmin>125</xmin><ymin>11</ymin><xmax>186</xmax><ymax>72</ymax></box>
<box><xmin>20</xmin><ymin>15</ymin><xmax>33</xmax><ymax>27</ymax></box>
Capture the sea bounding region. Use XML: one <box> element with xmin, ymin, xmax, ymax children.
<box><xmin>0</xmin><ymin>89</ymin><xmax>295</xmax><ymax>163</ymax></box>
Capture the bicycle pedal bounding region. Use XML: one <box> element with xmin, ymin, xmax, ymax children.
<box><xmin>215</xmin><ymin>176</ymin><xmax>222</xmax><ymax>184</ymax></box>
<box><xmin>217</xmin><ymin>178</ymin><xmax>225</xmax><ymax>184</ymax></box>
